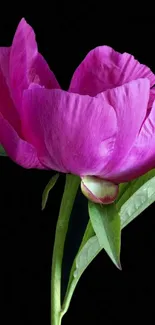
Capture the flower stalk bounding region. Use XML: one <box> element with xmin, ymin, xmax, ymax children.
<box><xmin>51</xmin><ymin>174</ymin><xmax>80</xmax><ymax>325</ymax></box>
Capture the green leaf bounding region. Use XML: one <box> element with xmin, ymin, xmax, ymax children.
<box><xmin>62</xmin><ymin>169</ymin><xmax>155</xmax><ymax>316</ymax></box>
<box><xmin>88</xmin><ymin>202</ymin><xmax>121</xmax><ymax>268</ymax></box>
<box><xmin>62</xmin><ymin>211</ymin><xmax>120</xmax><ymax>314</ymax></box>
<box><xmin>73</xmin><ymin>170</ymin><xmax>155</xmax><ymax>282</ymax></box>
<box><xmin>62</xmin><ymin>221</ymin><xmax>95</xmax><ymax>315</ymax></box>
<box><xmin>117</xmin><ymin>182</ymin><xmax>132</xmax><ymax>202</ymax></box>
<box><xmin>0</xmin><ymin>145</ymin><xmax>7</xmax><ymax>156</ymax></box>
<box><xmin>64</xmin><ymin>221</ymin><xmax>95</xmax><ymax>297</ymax></box>
<box><xmin>79</xmin><ymin>220</ymin><xmax>95</xmax><ymax>249</ymax></box>
<box><xmin>73</xmin><ymin>236</ymin><xmax>101</xmax><ymax>278</ymax></box>
<box><xmin>42</xmin><ymin>173</ymin><xmax>59</xmax><ymax>210</ymax></box>
<box><xmin>117</xmin><ymin>169</ymin><xmax>155</xmax><ymax>211</ymax></box>
<box><xmin>120</xmin><ymin>175</ymin><xmax>155</xmax><ymax>229</ymax></box>
<box><xmin>61</xmin><ymin>234</ymin><xmax>101</xmax><ymax>316</ymax></box>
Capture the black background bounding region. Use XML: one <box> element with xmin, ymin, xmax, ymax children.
<box><xmin>0</xmin><ymin>9</ymin><xmax>155</xmax><ymax>325</ymax></box>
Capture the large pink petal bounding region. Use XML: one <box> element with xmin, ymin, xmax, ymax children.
<box><xmin>10</xmin><ymin>18</ymin><xmax>60</xmax><ymax>111</ymax></box>
<box><xmin>0</xmin><ymin>112</ymin><xmax>44</xmax><ymax>169</ymax></box>
<box><xmin>22</xmin><ymin>88</ymin><xmax>117</xmax><ymax>175</ymax></box>
<box><xmin>69</xmin><ymin>46</ymin><xmax>155</xmax><ymax>96</ymax></box>
<box><xmin>106</xmin><ymin>100</ymin><xmax>155</xmax><ymax>182</ymax></box>
<box><xmin>0</xmin><ymin>47</ymin><xmax>21</xmax><ymax>133</ymax></box>
<box><xmin>100</xmin><ymin>78</ymin><xmax>151</xmax><ymax>181</ymax></box>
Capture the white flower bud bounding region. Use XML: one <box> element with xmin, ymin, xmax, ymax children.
<box><xmin>81</xmin><ymin>176</ymin><xmax>118</xmax><ymax>204</ymax></box>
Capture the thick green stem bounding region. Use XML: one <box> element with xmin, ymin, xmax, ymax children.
<box><xmin>51</xmin><ymin>174</ymin><xmax>80</xmax><ymax>325</ymax></box>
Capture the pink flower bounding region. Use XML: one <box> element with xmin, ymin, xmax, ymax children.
<box><xmin>0</xmin><ymin>18</ymin><xmax>155</xmax><ymax>185</ymax></box>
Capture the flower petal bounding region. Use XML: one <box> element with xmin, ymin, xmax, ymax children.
<box><xmin>0</xmin><ymin>47</ymin><xmax>10</xmax><ymax>87</ymax></box>
<box><xmin>22</xmin><ymin>88</ymin><xmax>117</xmax><ymax>175</ymax></box>
<box><xmin>108</xmin><ymin>99</ymin><xmax>155</xmax><ymax>182</ymax></box>
<box><xmin>100</xmin><ymin>78</ymin><xmax>150</xmax><ymax>181</ymax></box>
<box><xmin>69</xmin><ymin>46</ymin><xmax>155</xmax><ymax>96</ymax></box>
<box><xmin>31</xmin><ymin>53</ymin><xmax>60</xmax><ymax>90</ymax></box>
<box><xmin>0</xmin><ymin>47</ymin><xmax>21</xmax><ymax>132</ymax></box>
<box><xmin>10</xmin><ymin>18</ymin><xmax>60</xmax><ymax>110</ymax></box>
<box><xmin>0</xmin><ymin>112</ymin><xmax>44</xmax><ymax>169</ymax></box>
<box><xmin>148</xmin><ymin>87</ymin><xmax>155</xmax><ymax>110</ymax></box>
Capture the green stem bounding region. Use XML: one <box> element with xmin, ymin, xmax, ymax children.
<box><xmin>51</xmin><ymin>174</ymin><xmax>80</xmax><ymax>325</ymax></box>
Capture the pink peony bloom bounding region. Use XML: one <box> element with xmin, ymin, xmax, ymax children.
<box><xmin>0</xmin><ymin>18</ymin><xmax>155</xmax><ymax>184</ymax></box>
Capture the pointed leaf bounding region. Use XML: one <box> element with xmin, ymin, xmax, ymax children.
<box><xmin>88</xmin><ymin>202</ymin><xmax>121</xmax><ymax>268</ymax></box>
<box><xmin>117</xmin><ymin>182</ymin><xmax>131</xmax><ymax>202</ymax></box>
<box><xmin>65</xmin><ymin>221</ymin><xmax>95</xmax><ymax>294</ymax></box>
<box><xmin>73</xmin><ymin>236</ymin><xmax>101</xmax><ymax>278</ymax></box>
<box><xmin>120</xmin><ymin>175</ymin><xmax>155</xmax><ymax>228</ymax></box>
<box><xmin>42</xmin><ymin>173</ymin><xmax>59</xmax><ymax>210</ymax></box>
<box><xmin>79</xmin><ymin>220</ymin><xmax>95</xmax><ymax>247</ymax></box>
<box><xmin>117</xmin><ymin>169</ymin><xmax>155</xmax><ymax>210</ymax></box>
<box><xmin>61</xmin><ymin>234</ymin><xmax>101</xmax><ymax>316</ymax></box>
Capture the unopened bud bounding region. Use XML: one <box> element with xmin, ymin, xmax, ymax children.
<box><xmin>81</xmin><ymin>176</ymin><xmax>118</xmax><ymax>204</ymax></box>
